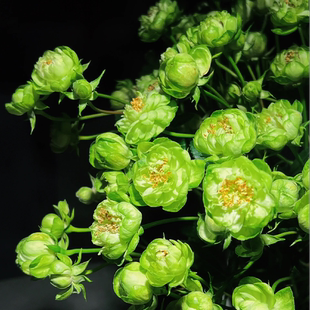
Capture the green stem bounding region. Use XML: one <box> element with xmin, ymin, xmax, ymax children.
<box><xmin>65</xmin><ymin>225</ymin><xmax>91</xmax><ymax>233</ymax></box>
<box><xmin>162</xmin><ymin>130</ymin><xmax>195</xmax><ymax>138</ymax></box>
<box><xmin>96</xmin><ymin>92</ymin><xmax>129</xmax><ymax>105</ymax></box>
<box><xmin>256</xmin><ymin>61</ymin><xmax>261</xmax><ymax>79</ymax></box>
<box><xmin>215</xmin><ymin>59</ymin><xmax>238</xmax><ymax>79</ymax></box>
<box><xmin>203</xmin><ymin>90</ymin><xmax>230</xmax><ymax>108</ymax></box>
<box><xmin>79</xmin><ymin>134</ymin><xmax>100</xmax><ymax>141</ymax></box>
<box><xmin>275</xmin><ymin>154</ymin><xmax>294</xmax><ymax>166</ymax></box>
<box><xmin>298</xmin><ymin>26</ymin><xmax>306</xmax><ymax>46</ymax></box>
<box><xmin>130</xmin><ymin>252</ymin><xmax>141</xmax><ymax>257</ymax></box>
<box><xmin>36</xmin><ymin>110</ymin><xmax>110</xmax><ymax>122</ymax></box>
<box><xmin>204</xmin><ymin>84</ymin><xmax>228</xmax><ymax>104</ymax></box>
<box><xmin>272</xmin><ymin>277</ymin><xmax>291</xmax><ymax>292</ymax></box>
<box><xmin>298</xmin><ymin>85</ymin><xmax>309</xmax><ymax>150</ymax></box>
<box><xmin>273</xmin><ymin>231</ymin><xmax>298</xmax><ymax>238</ymax></box>
<box><xmin>85</xmin><ymin>262</ymin><xmax>110</xmax><ymax>275</ymax></box>
<box><xmin>246</xmin><ymin>63</ymin><xmax>256</xmax><ymax>80</ymax></box>
<box><xmin>264</xmin><ymin>97</ymin><xmax>277</xmax><ymax>102</ymax></box>
<box><xmin>88</xmin><ymin>101</ymin><xmax>124</xmax><ymax>115</ymax></box>
<box><xmin>65</xmin><ymin>248</ymin><xmax>101</xmax><ymax>256</ymax></box>
<box><xmin>288</xmin><ymin>145</ymin><xmax>304</xmax><ymax>168</ymax></box>
<box><xmin>234</xmin><ymin>257</ymin><xmax>259</xmax><ymax>280</ymax></box>
<box><xmin>170</xmin><ymin>35</ymin><xmax>177</xmax><ymax>45</ymax></box>
<box><xmin>143</xmin><ymin>216</ymin><xmax>198</xmax><ymax>230</ymax></box>
<box><xmin>260</xmin><ymin>15</ymin><xmax>268</xmax><ymax>33</ymax></box>
<box><xmin>226</xmin><ymin>55</ymin><xmax>246</xmax><ymax>87</ymax></box>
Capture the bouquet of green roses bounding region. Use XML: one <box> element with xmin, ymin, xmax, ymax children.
<box><xmin>8</xmin><ymin>0</ymin><xmax>309</xmax><ymax>309</ymax></box>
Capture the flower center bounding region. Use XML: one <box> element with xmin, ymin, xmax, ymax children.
<box><xmin>204</xmin><ymin>117</ymin><xmax>233</xmax><ymax>137</ymax></box>
<box><xmin>96</xmin><ymin>207</ymin><xmax>121</xmax><ymax>233</ymax></box>
<box><xmin>131</xmin><ymin>97</ymin><xmax>144</xmax><ymax>112</ymax></box>
<box><xmin>284</xmin><ymin>0</ymin><xmax>295</xmax><ymax>7</ymax></box>
<box><xmin>148</xmin><ymin>158</ymin><xmax>171</xmax><ymax>188</ymax></box>
<box><xmin>285</xmin><ymin>51</ymin><xmax>296</xmax><ymax>63</ymax></box>
<box><xmin>156</xmin><ymin>249</ymin><xmax>169</xmax><ymax>258</ymax></box>
<box><xmin>218</xmin><ymin>177</ymin><xmax>254</xmax><ymax>208</ymax></box>
<box><xmin>43</xmin><ymin>59</ymin><xmax>53</xmax><ymax>66</ymax></box>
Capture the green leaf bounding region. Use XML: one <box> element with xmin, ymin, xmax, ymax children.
<box><xmin>82</xmin><ymin>61</ymin><xmax>91</xmax><ymax>72</ymax></box>
<box><xmin>56</xmin><ymin>253</ymin><xmax>72</xmax><ymax>266</ymax></box>
<box><xmin>90</xmin><ymin>69</ymin><xmax>106</xmax><ymax>90</ymax></box>
<box><xmin>58</xmin><ymin>93</ymin><xmax>65</xmax><ymax>104</ymax></box>
<box><xmin>274</xmin><ymin>287</ymin><xmax>295</xmax><ymax>310</ymax></box>
<box><xmin>62</xmin><ymin>91</ymin><xmax>76</xmax><ymax>100</ymax></box>
<box><xmin>235</xmin><ymin>237</ymin><xmax>264</xmax><ymax>257</ymax></box>
<box><xmin>212</xmin><ymin>52</ymin><xmax>222</xmax><ymax>59</ymax></box>
<box><xmin>223</xmin><ymin>235</ymin><xmax>232</xmax><ymax>250</ymax></box>
<box><xmin>260</xmin><ymin>234</ymin><xmax>285</xmax><ymax>246</ymax></box>
<box><xmin>34</xmin><ymin>100</ymin><xmax>49</xmax><ymax>111</ymax></box>
<box><xmin>78</xmin><ymin>101</ymin><xmax>88</xmax><ymax>116</ymax></box>
<box><xmin>55</xmin><ymin>285</ymin><xmax>74</xmax><ymax>301</ymax></box>
<box><xmin>128</xmin><ymin>184</ymin><xmax>147</xmax><ymax>206</ymax></box>
<box><xmin>260</xmin><ymin>90</ymin><xmax>274</xmax><ymax>100</ymax></box>
<box><xmin>192</xmin><ymin>86</ymin><xmax>200</xmax><ymax>108</ymax></box>
<box><xmin>197</xmin><ymin>70</ymin><xmax>214</xmax><ymax>86</ymax></box>
<box><xmin>47</xmin><ymin>245</ymin><xmax>62</xmax><ymax>253</ymax></box>
<box><xmin>28</xmin><ymin>110</ymin><xmax>36</xmax><ymax>134</ymax></box>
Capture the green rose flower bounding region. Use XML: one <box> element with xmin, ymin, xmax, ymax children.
<box><xmin>135</xmin><ymin>70</ymin><xmax>160</xmax><ymax>95</ymax></box>
<box><xmin>271</xmin><ymin>179</ymin><xmax>299</xmax><ymax>214</ymax></box>
<box><xmin>15</xmin><ymin>232</ymin><xmax>57</xmax><ymax>278</ymax></box>
<box><xmin>301</xmin><ymin>159</ymin><xmax>309</xmax><ymax>189</ymax></box>
<box><xmin>49</xmin><ymin>253</ymin><xmax>91</xmax><ymax>300</ymax></box>
<box><xmin>270</xmin><ymin>45</ymin><xmax>309</xmax><ymax>86</ymax></box>
<box><xmin>139</xmin><ymin>238</ymin><xmax>194</xmax><ymax>288</ymax></box>
<box><xmin>116</xmin><ymin>92</ymin><xmax>177</xmax><ymax>145</ymax></box>
<box><xmin>89</xmin><ymin>132</ymin><xmax>132</xmax><ymax>170</ymax></box>
<box><xmin>242</xmin><ymin>80</ymin><xmax>262</xmax><ymax>103</ymax></box>
<box><xmin>197</xmin><ymin>213</ymin><xmax>228</xmax><ymax>244</ymax></box>
<box><xmin>159</xmin><ymin>52</ymin><xmax>200</xmax><ymax>98</ymax></box>
<box><xmin>194</xmin><ymin>109</ymin><xmax>257</xmax><ymax>157</ymax></box>
<box><xmin>233</xmin><ymin>277</ymin><xmax>295</xmax><ymax>310</ymax></box>
<box><xmin>5</xmin><ymin>82</ymin><xmax>40</xmax><ymax>116</ymax></box>
<box><xmin>90</xmin><ymin>199</ymin><xmax>142</xmax><ymax>260</ymax></box>
<box><xmin>294</xmin><ymin>190</ymin><xmax>309</xmax><ymax>233</ymax></box>
<box><xmin>138</xmin><ymin>0</ymin><xmax>180</xmax><ymax>42</ymax></box>
<box><xmin>243</xmin><ymin>32</ymin><xmax>268</xmax><ymax>59</ymax></box>
<box><xmin>225</xmin><ymin>83</ymin><xmax>242</xmax><ymax>104</ymax></box>
<box><xmin>40</xmin><ymin>213</ymin><xmax>65</xmax><ymax>239</ymax></box>
<box><xmin>255</xmin><ymin>0</ymin><xmax>275</xmax><ymax>13</ymax></box>
<box><xmin>31</xmin><ymin>46</ymin><xmax>84</xmax><ymax>93</ymax></box>
<box><xmin>203</xmin><ymin>156</ymin><xmax>276</xmax><ymax>240</ymax></box>
<box><xmin>197</xmin><ymin>11</ymin><xmax>242</xmax><ymax>48</ymax></box>
<box><xmin>256</xmin><ymin>99</ymin><xmax>303</xmax><ymax>150</ymax></box>
<box><xmin>233</xmin><ymin>0</ymin><xmax>255</xmax><ymax>25</ymax></box>
<box><xmin>166</xmin><ymin>291</ymin><xmax>216</xmax><ymax>310</ymax></box>
<box><xmin>270</xmin><ymin>0</ymin><xmax>309</xmax><ymax>29</ymax></box>
<box><xmin>132</xmin><ymin>138</ymin><xmax>205</xmax><ymax>212</ymax></box>
<box><xmin>113</xmin><ymin>262</ymin><xmax>153</xmax><ymax>305</ymax></box>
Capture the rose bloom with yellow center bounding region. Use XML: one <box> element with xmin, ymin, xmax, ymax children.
<box><xmin>203</xmin><ymin>156</ymin><xmax>277</xmax><ymax>240</ymax></box>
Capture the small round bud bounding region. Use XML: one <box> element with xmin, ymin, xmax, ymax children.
<box><xmin>243</xmin><ymin>32</ymin><xmax>267</xmax><ymax>59</ymax></box>
<box><xmin>242</xmin><ymin>81</ymin><xmax>262</xmax><ymax>103</ymax></box>
<box><xmin>72</xmin><ymin>79</ymin><xmax>93</xmax><ymax>99</ymax></box>
<box><xmin>41</xmin><ymin>213</ymin><xmax>65</xmax><ymax>239</ymax></box>
<box><xmin>76</xmin><ymin>187</ymin><xmax>96</xmax><ymax>204</ymax></box>
<box><xmin>113</xmin><ymin>262</ymin><xmax>153</xmax><ymax>305</ymax></box>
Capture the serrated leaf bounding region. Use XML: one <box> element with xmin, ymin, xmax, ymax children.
<box><xmin>90</xmin><ymin>69</ymin><xmax>106</xmax><ymax>90</ymax></box>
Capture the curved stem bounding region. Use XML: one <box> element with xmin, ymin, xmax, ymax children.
<box><xmin>272</xmin><ymin>276</ymin><xmax>291</xmax><ymax>292</ymax></box>
<box><xmin>65</xmin><ymin>248</ymin><xmax>101</xmax><ymax>256</ymax></box>
<box><xmin>79</xmin><ymin>113</ymin><xmax>110</xmax><ymax>121</ymax></box>
<box><xmin>79</xmin><ymin>134</ymin><xmax>100</xmax><ymax>141</ymax></box>
<box><xmin>65</xmin><ymin>225</ymin><xmax>91</xmax><ymax>233</ymax></box>
<box><xmin>273</xmin><ymin>231</ymin><xmax>298</xmax><ymax>238</ymax></box>
<box><xmin>143</xmin><ymin>216</ymin><xmax>198</xmax><ymax>230</ymax></box>
<box><xmin>234</xmin><ymin>256</ymin><xmax>260</xmax><ymax>280</ymax></box>
<box><xmin>96</xmin><ymin>92</ymin><xmax>129</xmax><ymax>106</ymax></box>
<box><xmin>85</xmin><ymin>262</ymin><xmax>110</xmax><ymax>275</ymax></box>
<box><xmin>162</xmin><ymin>130</ymin><xmax>195</xmax><ymax>138</ymax></box>
<box><xmin>130</xmin><ymin>252</ymin><xmax>141</xmax><ymax>257</ymax></box>
<box><xmin>214</xmin><ymin>59</ymin><xmax>238</xmax><ymax>79</ymax></box>
<box><xmin>275</xmin><ymin>154</ymin><xmax>294</xmax><ymax>166</ymax></box>
<box><xmin>88</xmin><ymin>101</ymin><xmax>124</xmax><ymax>115</ymax></box>
<box><xmin>203</xmin><ymin>89</ymin><xmax>230</xmax><ymax>108</ymax></box>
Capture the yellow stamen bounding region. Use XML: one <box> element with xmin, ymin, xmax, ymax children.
<box><xmin>131</xmin><ymin>97</ymin><xmax>144</xmax><ymax>112</ymax></box>
<box><xmin>218</xmin><ymin>177</ymin><xmax>254</xmax><ymax>208</ymax></box>
<box><xmin>148</xmin><ymin>158</ymin><xmax>171</xmax><ymax>188</ymax></box>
